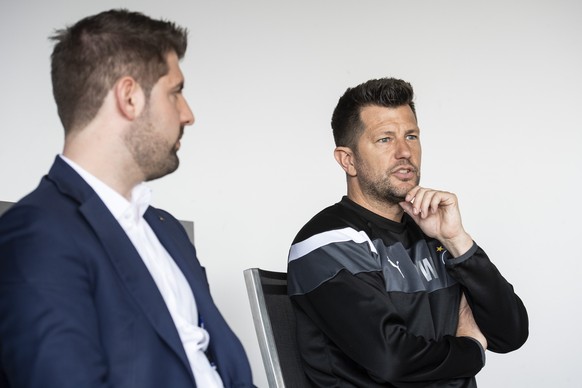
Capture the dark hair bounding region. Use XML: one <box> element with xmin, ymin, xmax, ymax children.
<box><xmin>50</xmin><ymin>9</ymin><xmax>188</xmax><ymax>133</ymax></box>
<box><xmin>331</xmin><ymin>77</ymin><xmax>416</xmax><ymax>148</ymax></box>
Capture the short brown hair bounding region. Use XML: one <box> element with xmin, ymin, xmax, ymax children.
<box><xmin>50</xmin><ymin>9</ymin><xmax>188</xmax><ymax>133</ymax></box>
<box><xmin>331</xmin><ymin>78</ymin><xmax>416</xmax><ymax>149</ymax></box>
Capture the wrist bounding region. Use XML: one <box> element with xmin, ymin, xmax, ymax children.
<box><xmin>442</xmin><ymin>232</ymin><xmax>473</xmax><ymax>257</ymax></box>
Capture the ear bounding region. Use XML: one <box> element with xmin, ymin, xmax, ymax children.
<box><xmin>334</xmin><ymin>146</ymin><xmax>357</xmax><ymax>177</ymax></box>
<box><xmin>114</xmin><ymin>76</ymin><xmax>145</xmax><ymax>121</ymax></box>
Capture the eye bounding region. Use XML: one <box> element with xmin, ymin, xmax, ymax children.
<box><xmin>378</xmin><ymin>137</ymin><xmax>391</xmax><ymax>143</ymax></box>
<box><xmin>169</xmin><ymin>89</ymin><xmax>183</xmax><ymax>102</ymax></box>
<box><xmin>406</xmin><ymin>134</ymin><xmax>418</xmax><ymax>140</ymax></box>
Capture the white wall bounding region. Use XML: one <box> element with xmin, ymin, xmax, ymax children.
<box><xmin>1</xmin><ymin>1</ymin><xmax>580</xmax><ymax>386</ymax></box>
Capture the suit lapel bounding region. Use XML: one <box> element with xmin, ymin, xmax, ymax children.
<box><xmin>143</xmin><ymin>208</ymin><xmax>212</xmax><ymax>312</ymax></box>
<box><xmin>144</xmin><ymin>209</ymin><xmax>250</xmax><ymax>386</ymax></box>
<box><xmin>146</xmin><ymin>207</ymin><xmax>246</xmax><ymax>384</ymax></box>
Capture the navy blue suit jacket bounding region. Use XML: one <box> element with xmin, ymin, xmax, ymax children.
<box><xmin>0</xmin><ymin>157</ymin><xmax>254</xmax><ymax>387</ymax></box>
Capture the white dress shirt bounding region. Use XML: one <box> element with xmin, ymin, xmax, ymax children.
<box><xmin>61</xmin><ymin>155</ymin><xmax>223</xmax><ymax>388</ymax></box>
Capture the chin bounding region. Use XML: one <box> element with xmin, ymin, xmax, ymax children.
<box><xmin>145</xmin><ymin>159</ymin><xmax>180</xmax><ymax>182</ymax></box>
<box><xmin>384</xmin><ymin>193</ymin><xmax>406</xmax><ymax>205</ymax></box>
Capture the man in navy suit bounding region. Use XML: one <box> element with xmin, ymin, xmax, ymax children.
<box><xmin>0</xmin><ymin>9</ymin><xmax>254</xmax><ymax>388</ymax></box>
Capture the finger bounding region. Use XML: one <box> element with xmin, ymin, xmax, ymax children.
<box><xmin>406</xmin><ymin>186</ymin><xmax>427</xmax><ymax>215</ymax></box>
<box><xmin>399</xmin><ymin>201</ymin><xmax>420</xmax><ymax>223</ymax></box>
<box><xmin>429</xmin><ymin>191</ymin><xmax>446</xmax><ymax>215</ymax></box>
<box><xmin>414</xmin><ymin>188</ymin><xmax>436</xmax><ymax>218</ymax></box>
<box><xmin>404</xmin><ymin>186</ymin><xmax>422</xmax><ymax>204</ymax></box>
<box><xmin>421</xmin><ymin>190</ymin><xmax>439</xmax><ymax>218</ymax></box>
<box><xmin>429</xmin><ymin>190</ymin><xmax>456</xmax><ymax>215</ymax></box>
<box><xmin>417</xmin><ymin>189</ymin><xmax>454</xmax><ymax>218</ymax></box>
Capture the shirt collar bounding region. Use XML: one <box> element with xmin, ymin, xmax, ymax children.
<box><xmin>59</xmin><ymin>155</ymin><xmax>152</xmax><ymax>224</ymax></box>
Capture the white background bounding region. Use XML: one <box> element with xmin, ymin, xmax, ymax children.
<box><xmin>1</xmin><ymin>1</ymin><xmax>581</xmax><ymax>386</ymax></box>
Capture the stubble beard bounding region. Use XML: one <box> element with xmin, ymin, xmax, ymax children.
<box><xmin>357</xmin><ymin>162</ymin><xmax>420</xmax><ymax>206</ymax></box>
<box><xmin>125</xmin><ymin>108</ymin><xmax>181</xmax><ymax>182</ymax></box>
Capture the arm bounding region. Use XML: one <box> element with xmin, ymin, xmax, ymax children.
<box><xmin>0</xmin><ymin>205</ymin><xmax>112</xmax><ymax>388</ymax></box>
<box><xmin>447</xmin><ymin>244</ymin><xmax>529</xmax><ymax>352</ymax></box>
<box><xmin>291</xmin><ymin>270</ymin><xmax>484</xmax><ymax>384</ymax></box>
<box><xmin>456</xmin><ymin>293</ymin><xmax>487</xmax><ymax>351</ymax></box>
<box><xmin>400</xmin><ymin>186</ymin><xmax>529</xmax><ymax>352</ymax></box>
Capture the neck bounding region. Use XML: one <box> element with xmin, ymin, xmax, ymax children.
<box><xmin>63</xmin><ymin>137</ymin><xmax>142</xmax><ymax>201</ymax></box>
<box><xmin>346</xmin><ymin>188</ymin><xmax>405</xmax><ymax>222</ymax></box>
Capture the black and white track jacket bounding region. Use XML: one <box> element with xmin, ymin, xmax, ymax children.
<box><xmin>287</xmin><ymin>197</ymin><xmax>528</xmax><ymax>387</ymax></box>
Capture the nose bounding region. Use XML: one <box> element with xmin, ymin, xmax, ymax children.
<box><xmin>394</xmin><ymin>138</ymin><xmax>411</xmax><ymax>159</ymax></box>
<box><xmin>181</xmin><ymin>97</ymin><xmax>195</xmax><ymax>126</ymax></box>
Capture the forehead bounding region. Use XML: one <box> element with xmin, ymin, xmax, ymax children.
<box><xmin>159</xmin><ymin>51</ymin><xmax>184</xmax><ymax>85</ymax></box>
<box><xmin>359</xmin><ymin>105</ymin><xmax>418</xmax><ymax>133</ymax></box>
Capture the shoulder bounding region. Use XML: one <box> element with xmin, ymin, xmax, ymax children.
<box><xmin>288</xmin><ymin>201</ymin><xmax>381</xmax><ymax>296</ymax></box>
<box><xmin>0</xmin><ymin>178</ymin><xmax>83</xmax><ymax>238</ymax></box>
<box><xmin>0</xmin><ymin>190</ymin><xmax>95</xmax><ymax>285</ymax></box>
<box><xmin>292</xmin><ymin>199</ymin><xmax>370</xmax><ymax>243</ymax></box>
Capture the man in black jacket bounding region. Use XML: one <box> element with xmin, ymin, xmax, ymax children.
<box><xmin>287</xmin><ymin>77</ymin><xmax>528</xmax><ymax>387</ymax></box>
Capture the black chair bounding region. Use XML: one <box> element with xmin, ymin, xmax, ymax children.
<box><xmin>0</xmin><ymin>201</ymin><xmax>13</xmax><ymax>217</ymax></box>
<box><xmin>243</xmin><ymin>268</ymin><xmax>310</xmax><ymax>388</ymax></box>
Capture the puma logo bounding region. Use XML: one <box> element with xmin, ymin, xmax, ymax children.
<box><xmin>387</xmin><ymin>258</ymin><xmax>405</xmax><ymax>278</ymax></box>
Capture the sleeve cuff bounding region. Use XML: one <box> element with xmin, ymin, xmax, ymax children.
<box><xmin>463</xmin><ymin>336</ymin><xmax>487</xmax><ymax>367</ymax></box>
<box><xmin>445</xmin><ymin>242</ymin><xmax>478</xmax><ymax>267</ymax></box>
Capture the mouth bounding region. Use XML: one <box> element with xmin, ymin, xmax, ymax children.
<box><xmin>390</xmin><ymin>165</ymin><xmax>417</xmax><ymax>180</ymax></box>
<box><xmin>175</xmin><ymin>128</ymin><xmax>184</xmax><ymax>150</ymax></box>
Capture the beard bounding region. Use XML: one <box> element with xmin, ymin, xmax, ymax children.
<box><xmin>124</xmin><ymin>107</ymin><xmax>182</xmax><ymax>182</ymax></box>
<box><xmin>356</xmin><ymin>158</ymin><xmax>420</xmax><ymax>205</ymax></box>
<box><xmin>359</xmin><ymin>175</ymin><xmax>419</xmax><ymax>204</ymax></box>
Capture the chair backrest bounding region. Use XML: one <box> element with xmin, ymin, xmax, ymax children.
<box><xmin>244</xmin><ymin>268</ymin><xmax>310</xmax><ymax>388</ymax></box>
<box><xmin>0</xmin><ymin>201</ymin><xmax>13</xmax><ymax>217</ymax></box>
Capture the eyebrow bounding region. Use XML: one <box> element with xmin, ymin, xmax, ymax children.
<box><xmin>172</xmin><ymin>80</ymin><xmax>185</xmax><ymax>92</ymax></box>
<box><xmin>378</xmin><ymin>128</ymin><xmax>419</xmax><ymax>135</ymax></box>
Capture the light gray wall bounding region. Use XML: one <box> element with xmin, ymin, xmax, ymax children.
<box><xmin>1</xmin><ymin>1</ymin><xmax>580</xmax><ymax>386</ymax></box>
